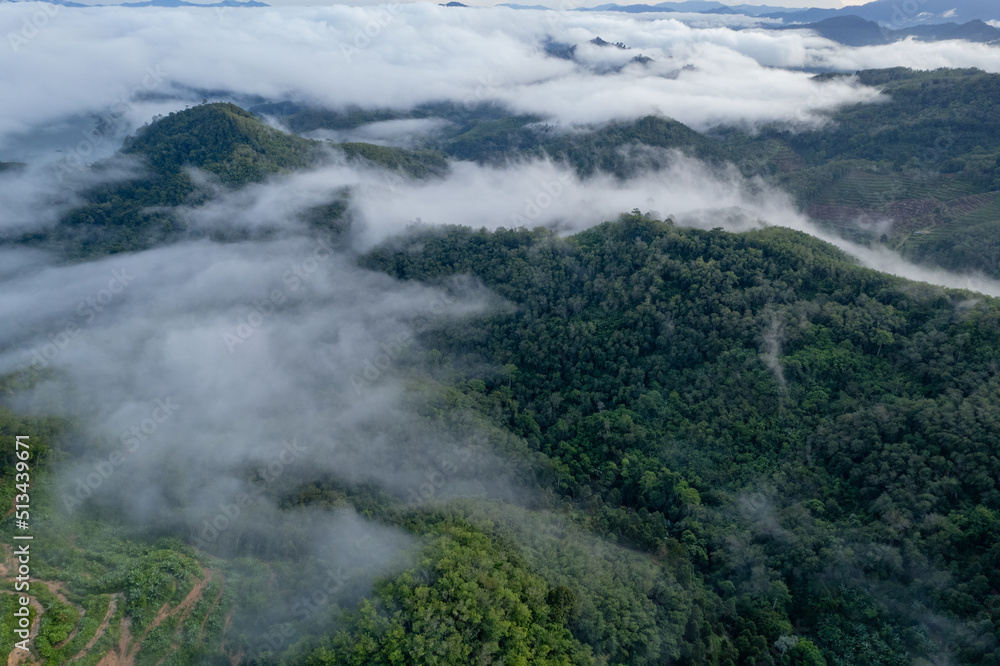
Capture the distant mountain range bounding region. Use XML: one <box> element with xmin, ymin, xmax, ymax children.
<box><xmin>763</xmin><ymin>0</ymin><xmax>999</xmax><ymax>27</ymax></box>
<box><xmin>774</xmin><ymin>15</ymin><xmax>1000</xmax><ymax>47</ymax></box>
<box><xmin>578</xmin><ymin>2</ymin><xmax>786</xmax><ymax>15</ymax></box>
<box><xmin>570</xmin><ymin>0</ymin><xmax>1000</xmax><ymax>27</ymax></box>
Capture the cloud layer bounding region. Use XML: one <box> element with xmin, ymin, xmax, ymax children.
<box><xmin>2</xmin><ymin>3</ymin><xmax>1000</xmax><ymax>622</ymax></box>
<box><xmin>4</xmin><ymin>2</ymin><xmax>1000</xmax><ymax>158</ymax></box>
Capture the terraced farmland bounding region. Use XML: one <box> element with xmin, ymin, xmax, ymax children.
<box><xmin>0</xmin><ymin>545</ymin><xmax>241</xmax><ymax>665</ymax></box>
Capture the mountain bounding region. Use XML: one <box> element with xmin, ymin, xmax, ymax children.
<box><xmin>765</xmin><ymin>15</ymin><xmax>1000</xmax><ymax>47</ymax></box>
<box><xmin>501</xmin><ymin>0</ymin><xmax>999</xmax><ymax>24</ymax></box>
<box><xmin>253</xmin><ymin>66</ymin><xmax>1000</xmax><ymax>280</ymax></box>
<box><xmin>898</xmin><ymin>19</ymin><xmax>1000</xmax><ymax>44</ymax></box>
<box><xmin>120</xmin><ymin>102</ymin><xmax>318</xmax><ymax>183</ymax></box>
<box><xmin>590</xmin><ymin>35</ymin><xmax>628</xmax><ymax>48</ymax></box>
<box><xmin>784</xmin><ymin>14</ymin><xmax>890</xmax><ymax>46</ymax></box>
<box><xmin>351</xmin><ymin>213</ymin><xmax>1000</xmax><ymax>666</ymax></box>
<box><xmin>770</xmin><ymin>16</ymin><xmax>1000</xmax><ymax>47</ymax></box>
<box><xmin>655</xmin><ymin>1</ymin><xmax>800</xmax><ymax>15</ymax></box>
<box><xmin>27</xmin><ymin>102</ymin><xmax>460</xmax><ymax>257</ymax></box>
<box><xmin>542</xmin><ymin>115</ymin><xmax>726</xmax><ymax>175</ymax></box>
<box><xmin>770</xmin><ymin>0</ymin><xmax>1000</xmax><ymax>27</ymax></box>
<box><xmin>33</xmin><ymin>103</ymin><xmax>320</xmax><ymax>256</ymax></box>
<box><xmin>760</xmin><ymin>6</ymin><xmax>838</xmax><ymax>22</ymax></box>
<box><xmin>6</xmin><ymin>88</ymin><xmax>1000</xmax><ymax>664</ymax></box>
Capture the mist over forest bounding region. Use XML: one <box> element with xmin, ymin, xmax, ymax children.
<box><xmin>1</xmin><ymin>0</ymin><xmax>1000</xmax><ymax>664</ymax></box>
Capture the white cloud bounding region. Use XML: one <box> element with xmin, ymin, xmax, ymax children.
<box><xmin>815</xmin><ymin>37</ymin><xmax>1000</xmax><ymax>72</ymax></box>
<box><xmin>300</xmin><ymin>118</ymin><xmax>451</xmax><ymax>147</ymax></box>
<box><xmin>9</xmin><ymin>2</ymin><xmax>1000</xmax><ymax>157</ymax></box>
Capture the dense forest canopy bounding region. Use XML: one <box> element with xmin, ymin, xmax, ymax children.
<box><xmin>0</xmin><ymin>65</ymin><xmax>998</xmax><ymax>665</ymax></box>
<box><xmin>350</xmin><ymin>213</ymin><xmax>1000</xmax><ymax>665</ymax></box>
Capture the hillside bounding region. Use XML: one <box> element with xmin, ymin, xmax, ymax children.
<box><xmin>5</xmin><ymin>1</ymin><xmax>1000</xmax><ymax>663</ymax></box>
<box><xmin>252</xmin><ymin>68</ymin><xmax>1000</xmax><ymax>283</ymax></box>
<box><xmin>6</xmin><ymin>213</ymin><xmax>1000</xmax><ymax>664</ymax></box>
<box><xmin>763</xmin><ymin>0</ymin><xmax>1000</xmax><ymax>27</ymax></box>
<box><xmin>14</xmin><ymin>104</ymin><xmax>450</xmax><ymax>258</ymax></box>
<box><xmin>760</xmin><ymin>68</ymin><xmax>1000</xmax><ymax>277</ymax></box>
<box><xmin>1</xmin><ymin>83</ymin><xmax>999</xmax><ymax>664</ymax></box>
<box><xmin>120</xmin><ymin>102</ymin><xmax>319</xmax><ymax>185</ymax></box>
<box><xmin>349</xmin><ymin>214</ymin><xmax>1000</xmax><ymax>665</ymax></box>
<box><xmin>278</xmin><ymin>67</ymin><xmax>1000</xmax><ymax>279</ymax></box>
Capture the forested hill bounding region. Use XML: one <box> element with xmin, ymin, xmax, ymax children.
<box><xmin>2</xmin><ymin>98</ymin><xmax>1000</xmax><ymax>664</ymax></box>
<box><xmin>120</xmin><ymin>101</ymin><xmax>320</xmax><ymax>185</ymax></box>
<box><xmin>22</xmin><ymin>103</ymin><xmax>321</xmax><ymax>257</ymax></box>
<box><xmin>16</xmin><ymin>103</ymin><xmax>441</xmax><ymax>258</ymax></box>
<box><xmin>255</xmin><ymin>67</ymin><xmax>1000</xmax><ymax>280</ymax></box>
<box><xmin>336</xmin><ymin>214</ymin><xmax>1000</xmax><ymax>665</ymax></box>
<box><xmin>3</xmin><ymin>215</ymin><xmax>999</xmax><ymax>663</ymax></box>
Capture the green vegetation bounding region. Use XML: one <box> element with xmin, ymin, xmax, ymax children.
<box><xmin>544</xmin><ymin>115</ymin><xmax>726</xmax><ymax>177</ymax></box>
<box><xmin>0</xmin><ymin>593</ymin><xmax>22</xmax><ymax>663</ymax></box>
<box><xmin>301</xmin><ymin>521</ymin><xmax>591</xmax><ymax>665</ymax></box>
<box><xmin>4</xmin><ymin>212</ymin><xmax>1000</xmax><ymax>662</ymax></box>
<box><xmin>488</xmin><ymin>67</ymin><xmax>1000</xmax><ymax>277</ymax></box>
<box><xmin>259</xmin><ymin>68</ymin><xmax>998</xmax><ymax>278</ymax></box>
<box><xmin>442</xmin><ymin>115</ymin><xmax>547</xmax><ymax>162</ymax></box>
<box><xmin>121</xmin><ymin>102</ymin><xmax>320</xmax><ymax>185</ymax></box>
<box><xmin>356</xmin><ymin>214</ymin><xmax>1000</xmax><ymax>664</ymax></box>
<box><xmin>24</xmin><ymin>102</ymin><xmax>322</xmax><ymax>257</ymax></box>
<box><xmin>1</xmin><ymin>73</ymin><xmax>1000</xmax><ymax>663</ymax></box>
<box><xmin>748</xmin><ymin>68</ymin><xmax>1000</xmax><ymax>276</ymax></box>
<box><xmin>262</xmin><ymin>104</ymin><xmax>409</xmax><ymax>134</ymax></box>
<box><xmin>335</xmin><ymin>142</ymin><xmax>450</xmax><ymax>179</ymax></box>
